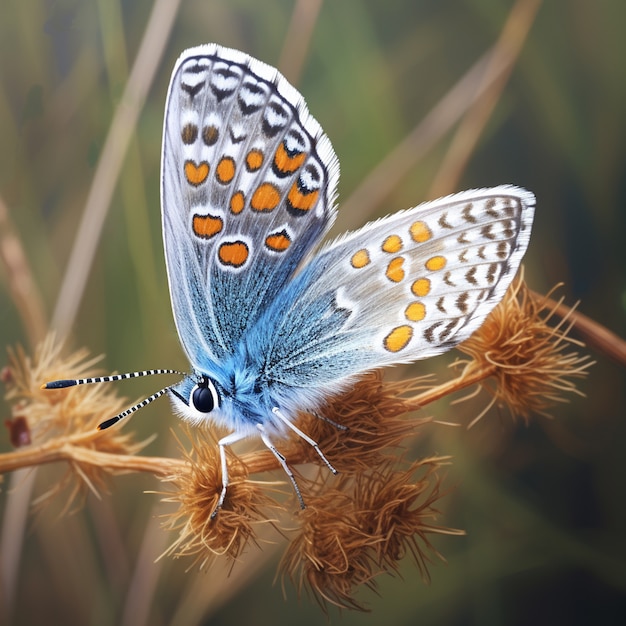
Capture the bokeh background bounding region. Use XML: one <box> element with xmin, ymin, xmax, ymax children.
<box><xmin>1</xmin><ymin>0</ymin><xmax>625</xmax><ymax>624</ymax></box>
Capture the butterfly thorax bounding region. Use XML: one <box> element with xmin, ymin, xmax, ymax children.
<box><xmin>168</xmin><ymin>357</ymin><xmax>307</xmax><ymax>439</ymax></box>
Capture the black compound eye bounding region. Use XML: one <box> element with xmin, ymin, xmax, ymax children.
<box><xmin>190</xmin><ymin>378</ymin><xmax>219</xmax><ymax>414</ymax></box>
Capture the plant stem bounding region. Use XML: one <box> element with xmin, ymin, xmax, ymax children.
<box><xmin>0</xmin><ymin>365</ymin><xmax>496</xmax><ymax>477</ymax></box>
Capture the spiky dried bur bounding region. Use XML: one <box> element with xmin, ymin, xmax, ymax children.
<box><xmin>161</xmin><ymin>427</ymin><xmax>278</xmax><ymax>565</ymax></box>
<box><xmin>159</xmin><ymin>373</ymin><xmax>440</xmax><ymax>578</ymax></box>
<box><xmin>2</xmin><ymin>335</ymin><xmax>147</xmax><ymax>502</ymax></box>
<box><xmin>280</xmin><ymin>457</ymin><xmax>461</xmax><ymax>611</ymax></box>
<box><xmin>279</xmin><ymin>371</ymin><xmax>434</xmax><ymax>474</ymax></box>
<box><xmin>456</xmin><ymin>276</ymin><xmax>593</xmax><ymax>425</ymax></box>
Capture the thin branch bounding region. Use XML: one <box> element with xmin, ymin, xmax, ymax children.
<box><xmin>402</xmin><ymin>364</ymin><xmax>497</xmax><ymax>410</ymax></box>
<box><xmin>0</xmin><ymin>437</ymin><xmax>185</xmax><ymax>476</ymax></box>
<box><xmin>530</xmin><ymin>290</ymin><xmax>626</xmax><ymax>367</ymax></box>
<box><xmin>0</xmin><ymin>364</ymin><xmax>495</xmax><ymax>478</ymax></box>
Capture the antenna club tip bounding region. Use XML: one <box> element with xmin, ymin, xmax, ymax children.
<box><xmin>98</xmin><ymin>417</ymin><xmax>119</xmax><ymax>430</ymax></box>
<box><xmin>41</xmin><ymin>379</ymin><xmax>77</xmax><ymax>389</ymax></box>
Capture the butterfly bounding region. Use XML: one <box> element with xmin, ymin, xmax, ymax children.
<box><xmin>44</xmin><ymin>43</ymin><xmax>535</xmax><ymax>515</ymax></box>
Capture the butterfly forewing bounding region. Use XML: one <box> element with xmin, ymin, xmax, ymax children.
<box><xmin>161</xmin><ymin>44</ymin><xmax>339</xmax><ymax>368</ymax></box>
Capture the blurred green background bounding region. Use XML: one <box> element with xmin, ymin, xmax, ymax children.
<box><xmin>1</xmin><ymin>0</ymin><xmax>625</xmax><ymax>624</ymax></box>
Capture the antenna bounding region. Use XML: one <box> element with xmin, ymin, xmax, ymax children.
<box><xmin>97</xmin><ymin>387</ymin><xmax>172</xmax><ymax>430</ymax></box>
<box><xmin>41</xmin><ymin>369</ymin><xmax>184</xmax><ymax>429</ymax></box>
<box><xmin>41</xmin><ymin>369</ymin><xmax>184</xmax><ymax>389</ymax></box>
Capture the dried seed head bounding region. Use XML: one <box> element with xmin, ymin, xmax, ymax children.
<box><xmin>4</xmin><ymin>335</ymin><xmax>127</xmax><ymax>439</ymax></box>
<box><xmin>162</xmin><ymin>426</ymin><xmax>276</xmax><ymax>565</ymax></box>
<box><xmin>280</xmin><ymin>457</ymin><xmax>460</xmax><ymax>610</ymax></box>
<box><xmin>279</xmin><ymin>371</ymin><xmax>432</xmax><ymax>474</ymax></box>
<box><xmin>457</xmin><ymin>277</ymin><xmax>593</xmax><ymax>423</ymax></box>
<box><xmin>3</xmin><ymin>335</ymin><xmax>146</xmax><ymax>505</ymax></box>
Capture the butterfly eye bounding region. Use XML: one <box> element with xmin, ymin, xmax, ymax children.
<box><xmin>190</xmin><ymin>378</ymin><xmax>219</xmax><ymax>414</ymax></box>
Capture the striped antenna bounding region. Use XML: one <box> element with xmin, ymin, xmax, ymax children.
<box><xmin>41</xmin><ymin>369</ymin><xmax>185</xmax><ymax>431</ymax></box>
<box><xmin>41</xmin><ymin>369</ymin><xmax>184</xmax><ymax>390</ymax></box>
<box><xmin>98</xmin><ymin>387</ymin><xmax>171</xmax><ymax>430</ymax></box>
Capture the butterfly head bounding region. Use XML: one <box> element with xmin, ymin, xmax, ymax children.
<box><xmin>169</xmin><ymin>374</ymin><xmax>221</xmax><ymax>424</ymax></box>
<box><xmin>167</xmin><ymin>363</ymin><xmax>296</xmax><ymax>438</ymax></box>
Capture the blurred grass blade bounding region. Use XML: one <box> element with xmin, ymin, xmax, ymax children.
<box><xmin>278</xmin><ymin>0</ymin><xmax>324</xmax><ymax>85</ymax></box>
<box><xmin>428</xmin><ymin>0</ymin><xmax>543</xmax><ymax>198</ymax></box>
<box><xmin>0</xmin><ymin>194</ymin><xmax>47</xmax><ymax>347</ymax></box>
<box><xmin>51</xmin><ymin>0</ymin><xmax>182</xmax><ymax>338</ymax></box>
<box><xmin>340</xmin><ymin>50</ymin><xmax>497</xmax><ymax>228</ymax></box>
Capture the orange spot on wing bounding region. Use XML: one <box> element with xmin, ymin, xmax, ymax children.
<box><xmin>287</xmin><ymin>182</ymin><xmax>319</xmax><ymax>213</ymax></box>
<box><xmin>411</xmin><ymin>278</ymin><xmax>431</xmax><ymax>297</ymax></box>
<box><xmin>246</xmin><ymin>149</ymin><xmax>264</xmax><ymax>171</ymax></box>
<box><xmin>426</xmin><ymin>255</ymin><xmax>446</xmax><ymax>271</ymax></box>
<box><xmin>216</xmin><ymin>157</ymin><xmax>236</xmax><ymax>184</ymax></box>
<box><xmin>410</xmin><ymin>221</ymin><xmax>432</xmax><ymax>243</ymax></box>
<box><xmin>405</xmin><ymin>302</ymin><xmax>426</xmax><ymax>322</ymax></box>
<box><xmin>274</xmin><ymin>142</ymin><xmax>306</xmax><ymax>175</ymax></box>
<box><xmin>382</xmin><ymin>234</ymin><xmax>403</xmax><ymax>253</ymax></box>
<box><xmin>184</xmin><ymin>160</ymin><xmax>209</xmax><ymax>186</ymax></box>
<box><xmin>385</xmin><ymin>257</ymin><xmax>405</xmax><ymax>282</ymax></box>
<box><xmin>384</xmin><ymin>325</ymin><xmax>413</xmax><ymax>352</ymax></box>
<box><xmin>265</xmin><ymin>231</ymin><xmax>291</xmax><ymax>252</ymax></box>
<box><xmin>218</xmin><ymin>241</ymin><xmax>249</xmax><ymax>267</ymax></box>
<box><xmin>192</xmin><ymin>214</ymin><xmax>223</xmax><ymax>239</ymax></box>
<box><xmin>251</xmin><ymin>183</ymin><xmax>281</xmax><ymax>211</ymax></box>
<box><xmin>230</xmin><ymin>191</ymin><xmax>245</xmax><ymax>214</ymax></box>
<box><xmin>350</xmin><ymin>249</ymin><xmax>370</xmax><ymax>269</ymax></box>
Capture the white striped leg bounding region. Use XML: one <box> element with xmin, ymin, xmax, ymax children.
<box><xmin>271</xmin><ymin>407</ymin><xmax>338</xmax><ymax>475</ymax></box>
<box><xmin>257</xmin><ymin>424</ymin><xmax>306</xmax><ymax>510</ymax></box>
<box><xmin>211</xmin><ymin>430</ymin><xmax>249</xmax><ymax>519</ymax></box>
<box><xmin>312</xmin><ymin>411</ymin><xmax>348</xmax><ymax>431</ymax></box>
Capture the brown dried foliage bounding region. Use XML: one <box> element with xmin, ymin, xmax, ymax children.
<box><xmin>0</xmin><ymin>277</ymin><xmax>594</xmax><ymax>609</ymax></box>
<box><xmin>457</xmin><ymin>277</ymin><xmax>593</xmax><ymax>424</ymax></box>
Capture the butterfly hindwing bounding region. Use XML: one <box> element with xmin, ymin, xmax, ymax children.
<box><xmin>251</xmin><ymin>187</ymin><xmax>535</xmax><ymax>393</ymax></box>
<box><xmin>161</xmin><ymin>44</ymin><xmax>339</xmax><ymax>368</ymax></box>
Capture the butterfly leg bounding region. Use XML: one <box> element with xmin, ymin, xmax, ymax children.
<box><xmin>212</xmin><ymin>430</ymin><xmax>248</xmax><ymax>519</ymax></box>
<box><xmin>257</xmin><ymin>424</ymin><xmax>306</xmax><ymax>510</ymax></box>
<box><xmin>271</xmin><ymin>407</ymin><xmax>338</xmax><ymax>475</ymax></box>
<box><xmin>312</xmin><ymin>411</ymin><xmax>349</xmax><ymax>432</ymax></box>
